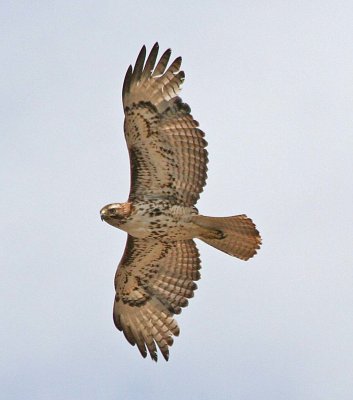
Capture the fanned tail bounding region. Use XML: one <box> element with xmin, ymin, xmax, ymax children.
<box><xmin>192</xmin><ymin>214</ymin><xmax>261</xmax><ymax>261</ymax></box>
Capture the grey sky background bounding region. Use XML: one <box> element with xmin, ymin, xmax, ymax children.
<box><xmin>2</xmin><ymin>1</ymin><xmax>353</xmax><ymax>399</ymax></box>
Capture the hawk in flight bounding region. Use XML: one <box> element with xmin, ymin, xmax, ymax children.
<box><xmin>100</xmin><ymin>43</ymin><xmax>261</xmax><ymax>361</ymax></box>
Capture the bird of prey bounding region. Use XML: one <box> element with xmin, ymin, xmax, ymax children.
<box><xmin>100</xmin><ymin>43</ymin><xmax>261</xmax><ymax>361</ymax></box>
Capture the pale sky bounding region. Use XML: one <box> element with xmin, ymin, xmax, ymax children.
<box><xmin>2</xmin><ymin>1</ymin><xmax>353</xmax><ymax>399</ymax></box>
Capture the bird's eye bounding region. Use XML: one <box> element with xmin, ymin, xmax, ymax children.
<box><xmin>109</xmin><ymin>208</ymin><xmax>124</xmax><ymax>218</ymax></box>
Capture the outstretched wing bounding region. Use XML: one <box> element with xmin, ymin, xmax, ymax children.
<box><xmin>113</xmin><ymin>235</ymin><xmax>201</xmax><ymax>361</ymax></box>
<box><xmin>123</xmin><ymin>43</ymin><xmax>208</xmax><ymax>206</ymax></box>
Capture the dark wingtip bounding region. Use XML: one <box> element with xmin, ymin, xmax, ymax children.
<box><xmin>161</xmin><ymin>48</ymin><xmax>172</xmax><ymax>61</ymax></box>
<box><xmin>162</xmin><ymin>350</ymin><xmax>170</xmax><ymax>361</ymax></box>
<box><xmin>138</xmin><ymin>345</ymin><xmax>148</xmax><ymax>359</ymax></box>
<box><xmin>139</xmin><ymin>44</ymin><xmax>147</xmax><ymax>59</ymax></box>
<box><xmin>174</xmin><ymin>56</ymin><xmax>182</xmax><ymax>66</ymax></box>
<box><xmin>122</xmin><ymin>64</ymin><xmax>133</xmax><ymax>100</ymax></box>
<box><xmin>131</xmin><ymin>45</ymin><xmax>147</xmax><ymax>83</ymax></box>
<box><xmin>139</xmin><ymin>44</ymin><xmax>147</xmax><ymax>55</ymax></box>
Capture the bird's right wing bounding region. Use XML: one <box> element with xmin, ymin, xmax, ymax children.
<box><xmin>123</xmin><ymin>43</ymin><xmax>208</xmax><ymax>206</ymax></box>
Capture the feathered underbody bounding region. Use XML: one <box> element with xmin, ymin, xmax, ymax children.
<box><xmin>100</xmin><ymin>43</ymin><xmax>261</xmax><ymax>361</ymax></box>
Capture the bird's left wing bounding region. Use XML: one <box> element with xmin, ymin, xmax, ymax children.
<box><xmin>113</xmin><ymin>235</ymin><xmax>201</xmax><ymax>361</ymax></box>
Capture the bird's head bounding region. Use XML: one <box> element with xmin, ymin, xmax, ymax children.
<box><xmin>100</xmin><ymin>202</ymin><xmax>132</xmax><ymax>228</ymax></box>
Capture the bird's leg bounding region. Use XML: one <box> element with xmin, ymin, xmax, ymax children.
<box><xmin>192</xmin><ymin>223</ymin><xmax>225</xmax><ymax>240</ymax></box>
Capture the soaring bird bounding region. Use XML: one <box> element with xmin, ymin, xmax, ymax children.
<box><xmin>100</xmin><ymin>43</ymin><xmax>261</xmax><ymax>361</ymax></box>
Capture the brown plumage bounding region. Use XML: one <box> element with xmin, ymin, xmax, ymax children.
<box><xmin>123</xmin><ymin>43</ymin><xmax>207</xmax><ymax>206</ymax></box>
<box><xmin>100</xmin><ymin>43</ymin><xmax>261</xmax><ymax>361</ymax></box>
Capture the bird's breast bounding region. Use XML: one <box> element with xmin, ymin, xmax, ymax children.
<box><xmin>121</xmin><ymin>202</ymin><xmax>196</xmax><ymax>240</ymax></box>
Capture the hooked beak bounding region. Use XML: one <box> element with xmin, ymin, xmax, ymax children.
<box><xmin>100</xmin><ymin>208</ymin><xmax>107</xmax><ymax>222</ymax></box>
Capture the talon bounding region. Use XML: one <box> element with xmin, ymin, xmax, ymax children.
<box><xmin>214</xmin><ymin>230</ymin><xmax>226</xmax><ymax>240</ymax></box>
<box><xmin>199</xmin><ymin>228</ymin><xmax>225</xmax><ymax>240</ymax></box>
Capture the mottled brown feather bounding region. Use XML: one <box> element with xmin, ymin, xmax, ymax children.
<box><xmin>113</xmin><ymin>235</ymin><xmax>200</xmax><ymax>361</ymax></box>
<box><xmin>123</xmin><ymin>43</ymin><xmax>208</xmax><ymax>206</ymax></box>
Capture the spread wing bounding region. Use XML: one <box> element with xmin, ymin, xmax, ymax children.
<box><xmin>123</xmin><ymin>43</ymin><xmax>208</xmax><ymax>206</ymax></box>
<box><xmin>113</xmin><ymin>235</ymin><xmax>201</xmax><ymax>361</ymax></box>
